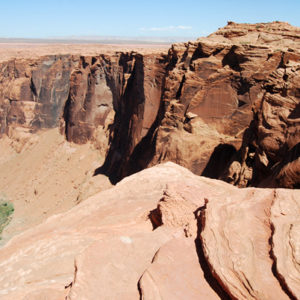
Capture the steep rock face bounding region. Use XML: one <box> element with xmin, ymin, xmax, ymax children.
<box><xmin>62</xmin><ymin>55</ymin><xmax>118</xmax><ymax>144</ymax></box>
<box><xmin>149</xmin><ymin>22</ymin><xmax>300</xmax><ymax>187</ymax></box>
<box><xmin>98</xmin><ymin>53</ymin><xmax>166</xmax><ymax>181</ymax></box>
<box><xmin>201</xmin><ymin>22</ymin><xmax>300</xmax><ymax>188</ymax></box>
<box><xmin>0</xmin><ymin>52</ymin><xmax>166</xmax><ymax>161</ymax></box>
<box><xmin>103</xmin><ymin>21</ymin><xmax>300</xmax><ymax>187</ymax></box>
<box><xmin>0</xmin><ymin>163</ymin><xmax>299</xmax><ymax>299</ymax></box>
<box><xmin>220</xmin><ymin>50</ymin><xmax>300</xmax><ymax>187</ymax></box>
<box><xmin>0</xmin><ymin>54</ymin><xmax>118</xmax><ymax>149</ymax></box>
<box><xmin>0</xmin><ymin>55</ymin><xmax>74</xmax><ymax>133</ymax></box>
<box><xmin>0</xmin><ymin>22</ymin><xmax>299</xmax><ymax>188</ymax></box>
<box><xmin>62</xmin><ymin>52</ymin><xmax>164</xmax><ymax>146</ymax></box>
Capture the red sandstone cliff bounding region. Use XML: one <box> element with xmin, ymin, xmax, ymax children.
<box><xmin>0</xmin><ymin>22</ymin><xmax>299</xmax><ymax>300</ymax></box>
<box><xmin>0</xmin><ymin>21</ymin><xmax>299</xmax><ymax>188</ymax></box>
<box><xmin>143</xmin><ymin>21</ymin><xmax>300</xmax><ymax>188</ymax></box>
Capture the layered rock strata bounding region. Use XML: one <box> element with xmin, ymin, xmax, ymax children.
<box><xmin>0</xmin><ymin>163</ymin><xmax>299</xmax><ymax>299</ymax></box>
<box><xmin>0</xmin><ymin>21</ymin><xmax>299</xmax><ymax>187</ymax></box>
<box><xmin>149</xmin><ymin>21</ymin><xmax>300</xmax><ymax>188</ymax></box>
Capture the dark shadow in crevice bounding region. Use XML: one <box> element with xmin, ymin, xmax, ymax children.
<box><xmin>93</xmin><ymin>164</ymin><xmax>114</xmax><ymax>184</ymax></box>
<box><xmin>166</xmin><ymin>46</ymin><xmax>179</xmax><ymax>72</ymax></box>
<box><xmin>222</xmin><ymin>46</ymin><xmax>249</xmax><ymax>72</ymax></box>
<box><xmin>30</xmin><ymin>77</ymin><xmax>37</xmax><ymax>97</ymax></box>
<box><xmin>288</xmin><ymin>102</ymin><xmax>300</xmax><ymax>119</ymax></box>
<box><xmin>137</xmin><ymin>279</ymin><xmax>143</xmax><ymax>300</ymax></box>
<box><xmin>238</xmin><ymin>99</ymin><xmax>247</xmax><ymax>107</ymax></box>
<box><xmin>123</xmin><ymin>59</ymin><xmax>169</xmax><ymax>178</ymax></box>
<box><xmin>202</xmin><ymin>144</ymin><xmax>237</xmax><ymax>179</ymax></box>
<box><xmin>79</xmin><ymin>56</ymin><xmax>89</xmax><ymax>69</ymax></box>
<box><xmin>94</xmin><ymin>54</ymin><xmax>146</xmax><ymax>184</ymax></box>
<box><xmin>180</xmin><ymin>47</ymin><xmax>189</xmax><ymax>63</ymax></box>
<box><xmin>236</xmin><ymin>77</ymin><xmax>252</xmax><ymax>96</ymax></box>
<box><xmin>98</xmin><ymin>56</ymin><xmax>169</xmax><ymax>183</ymax></box>
<box><xmin>123</xmin><ymin>99</ymin><xmax>163</xmax><ymax>178</ymax></box>
<box><xmin>268</xmin><ymin>223</ymin><xmax>297</xmax><ymax>300</ymax></box>
<box><xmin>277</xmin><ymin>52</ymin><xmax>286</xmax><ymax>69</ymax></box>
<box><xmin>91</xmin><ymin>56</ymin><xmax>97</xmax><ymax>65</ymax></box>
<box><xmin>94</xmin><ymin>53</ymin><xmax>170</xmax><ymax>184</ymax></box>
<box><xmin>148</xmin><ymin>208</ymin><xmax>162</xmax><ymax>230</ymax></box>
<box><xmin>212</xmin><ymin>47</ymin><xmax>223</xmax><ymax>56</ymax></box>
<box><xmin>194</xmin><ymin>207</ymin><xmax>231</xmax><ymax>300</ymax></box>
<box><xmin>176</xmin><ymin>74</ymin><xmax>186</xmax><ymax>100</ymax></box>
<box><xmin>62</xmin><ymin>93</ymin><xmax>71</xmax><ymax>141</ymax></box>
<box><xmin>271</xmin><ymin>142</ymin><xmax>300</xmax><ymax>189</ymax></box>
<box><xmin>191</xmin><ymin>43</ymin><xmax>210</xmax><ymax>62</ymax></box>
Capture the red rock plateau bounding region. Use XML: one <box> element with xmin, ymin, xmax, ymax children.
<box><xmin>0</xmin><ymin>163</ymin><xmax>299</xmax><ymax>299</ymax></box>
<box><xmin>0</xmin><ymin>22</ymin><xmax>299</xmax><ymax>299</ymax></box>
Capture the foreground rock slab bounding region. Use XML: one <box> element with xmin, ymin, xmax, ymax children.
<box><xmin>201</xmin><ymin>188</ymin><xmax>290</xmax><ymax>300</ymax></box>
<box><xmin>0</xmin><ymin>163</ymin><xmax>299</xmax><ymax>299</ymax></box>
<box><xmin>271</xmin><ymin>189</ymin><xmax>300</xmax><ymax>299</ymax></box>
<box><xmin>67</xmin><ymin>228</ymin><xmax>175</xmax><ymax>300</ymax></box>
<box><xmin>138</xmin><ymin>237</ymin><xmax>221</xmax><ymax>300</ymax></box>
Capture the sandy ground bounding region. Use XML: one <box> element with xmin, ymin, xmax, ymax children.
<box><xmin>0</xmin><ymin>43</ymin><xmax>170</xmax><ymax>62</ymax></box>
<box><xmin>0</xmin><ymin>128</ymin><xmax>112</xmax><ymax>245</ymax></box>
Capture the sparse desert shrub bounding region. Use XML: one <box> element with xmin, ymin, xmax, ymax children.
<box><xmin>0</xmin><ymin>198</ymin><xmax>14</xmax><ymax>237</ymax></box>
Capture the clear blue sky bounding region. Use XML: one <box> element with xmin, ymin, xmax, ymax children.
<box><xmin>0</xmin><ymin>0</ymin><xmax>299</xmax><ymax>38</ymax></box>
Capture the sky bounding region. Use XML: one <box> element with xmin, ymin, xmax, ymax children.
<box><xmin>0</xmin><ymin>0</ymin><xmax>299</xmax><ymax>39</ymax></box>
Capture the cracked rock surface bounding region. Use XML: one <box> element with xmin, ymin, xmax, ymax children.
<box><xmin>0</xmin><ymin>162</ymin><xmax>299</xmax><ymax>299</ymax></box>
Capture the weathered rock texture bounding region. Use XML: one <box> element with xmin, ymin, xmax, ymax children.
<box><xmin>204</xmin><ymin>22</ymin><xmax>300</xmax><ymax>188</ymax></box>
<box><xmin>0</xmin><ymin>163</ymin><xmax>299</xmax><ymax>299</ymax></box>
<box><xmin>0</xmin><ymin>52</ymin><xmax>166</xmax><ymax>161</ymax></box>
<box><xmin>0</xmin><ymin>21</ymin><xmax>299</xmax><ymax>188</ymax></box>
<box><xmin>147</xmin><ymin>21</ymin><xmax>300</xmax><ymax>188</ymax></box>
<box><xmin>103</xmin><ymin>21</ymin><xmax>300</xmax><ymax>186</ymax></box>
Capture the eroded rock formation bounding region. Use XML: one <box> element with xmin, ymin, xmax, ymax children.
<box><xmin>147</xmin><ymin>21</ymin><xmax>300</xmax><ymax>188</ymax></box>
<box><xmin>0</xmin><ymin>21</ymin><xmax>299</xmax><ymax>300</ymax></box>
<box><xmin>0</xmin><ymin>52</ymin><xmax>166</xmax><ymax>163</ymax></box>
<box><xmin>0</xmin><ymin>21</ymin><xmax>299</xmax><ymax>188</ymax></box>
<box><xmin>0</xmin><ymin>163</ymin><xmax>299</xmax><ymax>299</ymax></box>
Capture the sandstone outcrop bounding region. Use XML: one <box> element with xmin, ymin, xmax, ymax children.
<box><xmin>0</xmin><ymin>163</ymin><xmax>299</xmax><ymax>299</ymax></box>
<box><xmin>147</xmin><ymin>21</ymin><xmax>300</xmax><ymax>188</ymax></box>
<box><xmin>0</xmin><ymin>21</ymin><xmax>299</xmax><ymax>300</ymax></box>
<box><xmin>0</xmin><ymin>21</ymin><xmax>299</xmax><ymax>189</ymax></box>
<box><xmin>0</xmin><ymin>51</ymin><xmax>166</xmax><ymax>166</ymax></box>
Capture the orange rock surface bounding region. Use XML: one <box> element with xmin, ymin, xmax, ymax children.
<box><xmin>0</xmin><ymin>163</ymin><xmax>298</xmax><ymax>299</ymax></box>
<box><xmin>0</xmin><ymin>23</ymin><xmax>299</xmax><ymax>299</ymax></box>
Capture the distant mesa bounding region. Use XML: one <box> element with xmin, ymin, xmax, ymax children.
<box><xmin>0</xmin><ymin>35</ymin><xmax>196</xmax><ymax>44</ymax></box>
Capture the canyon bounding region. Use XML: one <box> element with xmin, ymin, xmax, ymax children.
<box><xmin>0</xmin><ymin>21</ymin><xmax>299</xmax><ymax>299</ymax></box>
<box><xmin>0</xmin><ymin>21</ymin><xmax>299</xmax><ymax>188</ymax></box>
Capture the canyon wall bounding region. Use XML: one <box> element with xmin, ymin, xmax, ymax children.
<box><xmin>0</xmin><ymin>21</ymin><xmax>299</xmax><ymax>188</ymax></box>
